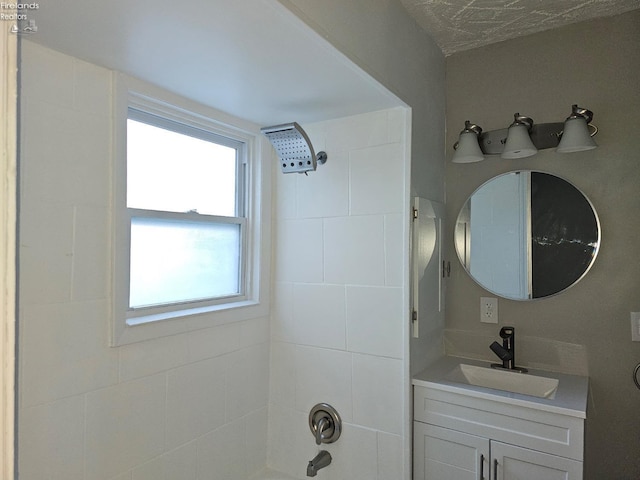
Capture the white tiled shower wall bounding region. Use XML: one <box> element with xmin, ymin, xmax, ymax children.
<box><xmin>268</xmin><ymin>109</ymin><xmax>410</xmax><ymax>479</ymax></box>
<box><xmin>18</xmin><ymin>41</ymin><xmax>410</xmax><ymax>480</ymax></box>
<box><xmin>18</xmin><ymin>42</ymin><xmax>270</xmax><ymax>480</ymax></box>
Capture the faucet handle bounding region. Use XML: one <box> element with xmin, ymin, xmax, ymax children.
<box><xmin>309</xmin><ymin>403</ymin><xmax>342</xmax><ymax>445</ymax></box>
<box><xmin>490</xmin><ymin>341</ymin><xmax>513</xmax><ymax>361</ymax></box>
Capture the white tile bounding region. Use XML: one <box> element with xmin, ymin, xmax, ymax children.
<box><xmin>350</xmin><ymin>143</ymin><xmax>405</xmax><ymax>215</ymax></box>
<box><xmin>64</xmin><ymin>112</ymin><xmax>112</xmax><ymax>205</ymax></box>
<box><xmin>109</xmin><ymin>473</ymin><xmax>133</xmax><ymax>480</ymax></box>
<box><xmin>387</xmin><ymin>107</ymin><xmax>409</xmax><ymax>144</ymax></box>
<box><xmin>20</xmin><ymin>301</ymin><xmax>118</xmax><ymax>407</ymax></box>
<box><xmin>240</xmin><ymin>315</ymin><xmax>270</xmax><ymax>348</ymax></box>
<box><xmin>294</xmin><ymin>346</ymin><xmax>353</xmax><ymax>422</ymax></box>
<box><xmin>85</xmin><ymin>375</ymin><xmax>166</xmax><ymax>480</ymax></box>
<box><xmin>132</xmin><ymin>442</ymin><xmax>197</xmax><ymax>480</ymax></box>
<box><xmin>269</xmin><ymin>341</ymin><xmax>296</xmax><ymax>408</ymax></box>
<box><xmin>19</xmin><ymin>201</ymin><xmax>74</xmax><ymax>305</ymax></box>
<box><xmin>377</xmin><ymin>432</ymin><xmax>404</xmax><ymax>480</ymax></box>
<box><xmin>352</xmin><ymin>354</ymin><xmax>403</xmax><ymax>435</ymax></box>
<box><xmin>225</xmin><ymin>343</ymin><xmax>270</xmax><ymax>421</ymax></box>
<box><xmin>245</xmin><ymin>407</ymin><xmax>269</xmax><ymax>477</ymax></box>
<box><xmin>165</xmin><ymin>356</ymin><xmax>227</xmax><ymax>450</ymax></box>
<box><xmin>119</xmin><ymin>333</ymin><xmax>189</xmax><ymax>382</ymax></box>
<box><xmin>271</xmin><ymin>282</ymin><xmax>295</xmax><ymax>343</ymax></box>
<box><xmin>292</xmin><ymin>283</ymin><xmax>346</xmax><ymax>350</ymax></box>
<box><xmin>346</xmin><ymin>286</ymin><xmax>403</xmax><ymax>358</ymax></box>
<box><xmin>72</xmin><ymin>206</ymin><xmax>110</xmax><ymax>301</ymax></box>
<box><xmin>325</xmin><ymin>111</ymin><xmax>389</xmax><ymax>152</ymax></box>
<box><xmin>267</xmin><ymin>404</ymin><xmax>315</xmax><ymax>479</ymax></box>
<box><xmin>296</xmin><ymin>151</ymin><xmax>349</xmax><ymax>218</ymax></box>
<box><xmin>18</xmin><ymin>396</ymin><xmax>85</xmax><ymax>480</ymax></box>
<box><xmin>384</xmin><ymin>213</ymin><xmax>405</xmax><ymax>287</ymax></box>
<box><xmin>197</xmin><ymin>421</ymin><xmax>246</xmax><ymax>480</ymax></box>
<box><xmin>162</xmin><ymin>443</ymin><xmax>198</xmax><ymax>480</ymax></box>
<box><xmin>324</xmin><ymin>216</ymin><xmax>385</xmax><ymax>286</ymax></box>
<box><xmin>186</xmin><ymin>322</ymin><xmax>241</xmax><ymax>362</ymax></box>
<box><xmin>322</xmin><ymin>423</ymin><xmax>378</xmax><ymax>480</ymax></box>
<box><xmin>266</xmin><ymin>404</ymin><xmax>296</xmax><ymax>476</ymax></box>
<box><xmin>132</xmin><ymin>458</ymin><xmax>164</xmax><ymax>480</ymax></box>
<box><xmin>21</xmin><ymin>41</ymin><xmax>74</xmax><ymax>107</ymax></box>
<box><xmin>275</xmin><ymin>218</ymin><xmax>324</xmax><ymax>282</ymax></box>
<box><xmin>21</xmin><ymin>101</ymin><xmax>110</xmax><ymax>207</ymax></box>
<box><xmin>73</xmin><ymin>57</ymin><xmax>112</xmax><ymax>114</ymax></box>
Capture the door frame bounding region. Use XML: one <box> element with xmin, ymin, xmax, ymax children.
<box><xmin>0</xmin><ymin>20</ymin><xmax>18</xmax><ymax>480</ymax></box>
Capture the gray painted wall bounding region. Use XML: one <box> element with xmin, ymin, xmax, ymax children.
<box><xmin>445</xmin><ymin>10</ymin><xmax>640</xmax><ymax>479</ymax></box>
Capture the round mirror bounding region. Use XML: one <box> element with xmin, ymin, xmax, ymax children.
<box><xmin>455</xmin><ymin>171</ymin><xmax>600</xmax><ymax>300</ymax></box>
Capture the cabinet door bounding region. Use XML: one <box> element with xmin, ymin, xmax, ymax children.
<box><xmin>414</xmin><ymin>422</ymin><xmax>489</xmax><ymax>480</ymax></box>
<box><xmin>491</xmin><ymin>441</ymin><xmax>582</xmax><ymax>480</ymax></box>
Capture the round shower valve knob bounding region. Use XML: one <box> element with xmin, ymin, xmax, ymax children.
<box><xmin>308</xmin><ymin>403</ymin><xmax>342</xmax><ymax>445</ymax></box>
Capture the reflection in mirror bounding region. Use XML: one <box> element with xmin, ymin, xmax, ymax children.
<box><xmin>455</xmin><ymin>171</ymin><xmax>600</xmax><ymax>300</ymax></box>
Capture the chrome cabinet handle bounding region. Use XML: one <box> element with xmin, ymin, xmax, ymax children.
<box><xmin>480</xmin><ymin>454</ymin><xmax>485</xmax><ymax>480</ymax></box>
<box><xmin>493</xmin><ymin>459</ymin><xmax>498</xmax><ymax>480</ymax></box>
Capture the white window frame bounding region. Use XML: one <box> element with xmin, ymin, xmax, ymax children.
<box><xmin>111</xmin><ymin>74</ymin><xmax>271</xmax><ymax>346</ymax></box>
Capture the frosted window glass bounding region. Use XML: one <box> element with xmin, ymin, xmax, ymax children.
<box><xmin>127</xmin><ymin>119</ymin><xmax>237</xmax><ymax>216</ymax></box>
<box><xmin>129</xmin><ymin>217</ymin><xmax>241</xmax><ymax>308</ymax></box>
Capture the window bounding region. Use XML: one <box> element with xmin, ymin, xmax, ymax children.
<box><xmin>126</xmin><ymin>110</ymin><xmax>247</xmax><ymax>312</ymax></box>
<box><xmin>112</xmin><ymin>76</ymin><xmax>271</xmax><ymax>346</ymax></box>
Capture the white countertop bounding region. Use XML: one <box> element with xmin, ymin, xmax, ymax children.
<box><xmin>413</xmin><ymin>356</ymin><xmax>589</xmax><ymax>418</ymax></box>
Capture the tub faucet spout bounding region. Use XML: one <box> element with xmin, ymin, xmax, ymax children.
<box><xmin>307</xmin><ymin>450</ymin><xmax>331</xmax><ymax>477</ymax></box>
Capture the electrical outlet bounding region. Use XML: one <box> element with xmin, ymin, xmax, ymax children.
<box><xmin>481</xmin><ymin>297</ymin><xmax>498</xmax><ymax>324</ymax></box>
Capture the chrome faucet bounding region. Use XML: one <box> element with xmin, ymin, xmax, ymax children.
<box><xmin>307</xmin><ymin>450</ymin><xmax>332</xmax><ymax>477</ymax></box>
<box><xmin>490</xmin><ymin>326</ymin><xmax>528</xmax><ymax>372</ymax></box>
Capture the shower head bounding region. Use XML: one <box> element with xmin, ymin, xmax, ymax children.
<box><xmin>261</xmin><ymin>122</ymin><xmax>327</xmax><ymax>174</ymax></box>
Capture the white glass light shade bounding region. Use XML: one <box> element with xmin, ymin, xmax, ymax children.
<box><xmin>557</xmin><ymin>116</ymin><xmax>597</xmax><ymax>153</ymax></box>
<box><xmin>501</xmin><ymin>124</ymin><xmax>537</xmax><ymax>159</ymax></box>
<box><xmin>452</xmin><ymin>131</ymin><xmax>484</xmax><ymax>163</ymax></box>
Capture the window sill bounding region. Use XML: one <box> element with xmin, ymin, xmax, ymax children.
<box><xmin>112</xmin><ymin>297</ymin><xmax>268</xmax><ymax>347</ymax></box>
<box><xmin>126</xmin><ymin>299</ymin><xmax>260</xmax><ymax>326</ymax></box>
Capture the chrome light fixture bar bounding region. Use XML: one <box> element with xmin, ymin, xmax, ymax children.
<box><xmin>452</xmin><ymin>105</ymin><xmax>598</xmax><ymax>162</ymax></box>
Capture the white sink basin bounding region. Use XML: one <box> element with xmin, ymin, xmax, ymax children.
<box><xmin>445</xmin><ymin>363</ymin><xmax>559</xmax><ymax>399</ymax></box>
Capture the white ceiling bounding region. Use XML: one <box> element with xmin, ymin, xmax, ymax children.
<box><xmin>24</xmin><ymin>0</ymin><xmax>403</xmax><ymax>126</ymax></box>
<box><xmin>23</xmin><ymin>0</ymin><xmax>638</xmax><ymax>126</ymax></box>
<box><xmin>399</xmin><ymin>0</ymin><xmax>640</xmax><ymax>56</ymax></box>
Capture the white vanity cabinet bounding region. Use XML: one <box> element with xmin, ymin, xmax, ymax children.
<box><xmin>413</xmin><ymin>357</ymin><xmax>588</xmax><ymax>480</ymax></box>
<box><xmin>414</xmin><ymin>422</ymin><xmax>582</xmax><ymax>479</ymax></box>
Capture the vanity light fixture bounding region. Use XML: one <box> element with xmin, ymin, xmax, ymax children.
<box><xmin>451</xmin><ymin>104</ymin><xmax>598</xmax><ymax>162</ymax></box>
<box><xmin>556</xmin><ymin>105</ymin><xmax>598</xmax><ymax>153</ymax></box>
<box><xmin>451</xmin><ymin>120</ymin><xmax>485</xmax><ymax>163</ymax></box>
<box><xmin>501</xmin><ymin>113</ymin><xmax>537</xmax><ymax>159</ymax></box>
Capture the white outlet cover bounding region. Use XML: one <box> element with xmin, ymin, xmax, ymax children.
<box><xmin>480</xmin><ymin>297</ymin><xmax>498</xmax><ymax>324</ymax></box>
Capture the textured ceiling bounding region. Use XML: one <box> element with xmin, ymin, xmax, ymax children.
<box><xmin>399</xmin><ymin>0</ymin><xmax>640</xmax><ymax>55</ymax></box>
